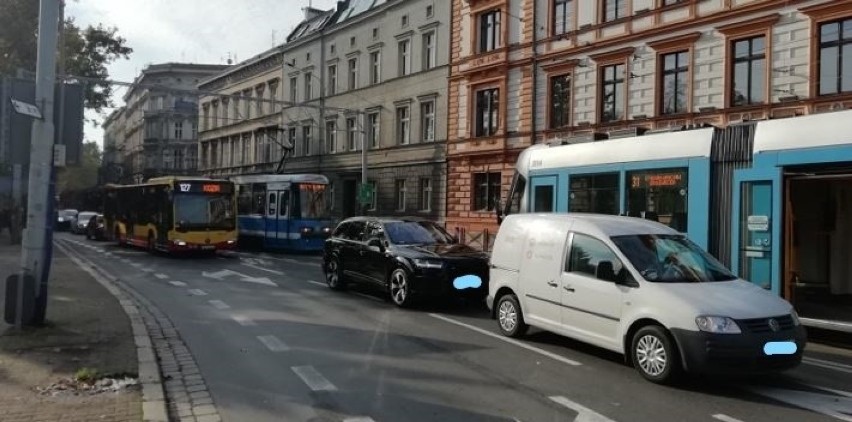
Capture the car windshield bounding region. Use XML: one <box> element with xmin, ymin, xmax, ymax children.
<box><xmin>77</xmin><ymin>212</ymin><xmax>96</xmax><ymax>221</ymax></box>
<box><xmin>384</xmin><ymin>221</ymin><xmax>455</xmax><ymax>245</ymax></box>
<box><xmin>59</xmin><ymin>210</ymin><xmax>77</xmax><ymax>218</ymax></box>
<box><xmin>174</xmin><ymin>194</ymin><xmax>235</xmax><ymax>230</ymax></box>
<box><xmin>611</xmin><ymin>234</ymin><xmax>737</xmax><ymax>283</ymax></box>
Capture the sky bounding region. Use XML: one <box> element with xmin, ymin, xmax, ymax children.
<box><xmin>65</xmin><ymin>0</ymin><xmax>339</xmax><ymax>147</ymax></box>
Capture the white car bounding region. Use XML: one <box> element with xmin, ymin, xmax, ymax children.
<box><xmin>487</xmin><ymin>213</ymin><xmax>806</xmax><ymax>383</ymax></box>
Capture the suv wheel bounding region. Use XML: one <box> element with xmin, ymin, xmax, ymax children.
<box><xmin>325</xmin><ymin>257</ymin><xmax>346</xmax><ymax>290</ymax></box>
<box><xmin>496</xmin><ymin>294</ymin><xmax>528</xmax><ymax>338</ymax></box>
<box><xmin>631</xmin><ymin>325</ymin><xmax>682</xmax><ymax>384</ymax></box>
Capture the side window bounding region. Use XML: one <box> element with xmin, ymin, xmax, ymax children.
<box><xmin>347</xmin><ymin>221</ymin><xmax>367</xmax><ymax>241</ymax></box>
<box><xmin>252</xmin><ymin>184</ymin><xmax>266</xmax><ymax>215</ymax></box>
<box><xmin>366</xmin><ymin>221</ymin><xmax>385</xmax><ymax>240</ymax></box>
<box><xmin>267</xmin><ymin>192</ymin><xmax>277</xmax><ymax>217</ymax></box>
<box><xmin>566</xmin><ymin>233</ymin><xmax>624</xmax><ymax>280</ymax></box>
<box><xmin>333</xmin><ymin>222</ymin><xmax>350</xmax><ymax>238</ymax></box>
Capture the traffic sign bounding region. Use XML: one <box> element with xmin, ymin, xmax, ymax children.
<box><xmin>9</xmin><ymin>98</ymin><xmax>42</xmax><ymax>119</ymax></box>
<box><xmin>358</xmin><ymin>183</ymin><xmax>374</xmax><ymax>205</ymax></box>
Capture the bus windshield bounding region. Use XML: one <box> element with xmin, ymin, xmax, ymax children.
<box><xmin>174</xmin><ymin>194</ymin><xmax>235</xmax><ymax>230</ymax></box>
<box><xmin>297</xmin><ymin>183</ymin><xmax>328</xmax><ymax>219</ymax></box>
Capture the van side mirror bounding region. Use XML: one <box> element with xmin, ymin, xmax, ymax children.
<box><xmin>596</xmin><ymin>261</ymin><xmax>617</xmax><ymax>282</ymax></box>
<box><xmin>367</xmin><ymin>237</ymin><xmax>385</xmax><ymax>252</ymax></box>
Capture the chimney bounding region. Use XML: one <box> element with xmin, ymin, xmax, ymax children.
<box><xmin>302</xmin><ymin>6</ymin><xmax>324</xmax><ymax>21</ymax></box>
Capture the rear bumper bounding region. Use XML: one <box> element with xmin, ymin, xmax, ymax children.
<box><xmin>670</xmin><ymin>326</ymin><xmax>807</xmax><ymax>374</ymax></box>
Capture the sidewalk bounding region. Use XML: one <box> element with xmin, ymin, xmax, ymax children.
<box><xmin>0</xmin><ymin>231</ymin><xmax>143</xmax><ymax>421</ymax></box>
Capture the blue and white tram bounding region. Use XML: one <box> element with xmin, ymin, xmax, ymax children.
<box><xmin>231</xmin><ymin>174</ymin><xmax>335</xmax><ymax>252</ymax></box>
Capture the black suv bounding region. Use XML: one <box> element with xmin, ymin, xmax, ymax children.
<box><xmin>322</xmin><ymin>217</ymin><xmax>489</xmax><ymax>307</ymax></box>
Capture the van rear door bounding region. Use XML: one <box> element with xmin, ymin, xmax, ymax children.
<box><xmin>518</xmin><ymin>218</ymin><xmax>571</xmax><ymax>329</ymax></box>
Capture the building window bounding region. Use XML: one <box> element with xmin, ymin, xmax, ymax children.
<box><xmin>396</xmin><ymin>106</ymin><xmax>411</xmax><ymax>145</ymax></box>
<box><xmin>427</xmin><ymin>5</ymin><xmax>434</xmax><ymax>18</ymax></box>
<box><xmin>368</xmin><ymin>112</ymin><xmax>380</xmax><ymax>148</ymax></box>
<box><xmin>399</xmin><ymin>39</ymin><xmax>411</xmax><ymax>76</ymax></box>
<box><xmin>243</xmin><ymin>91</ymin><xmax>252</xmax><ymax>119</ymax></box>
<box><xmin>350</xmin><ymin>36</ymin><xmax>356</xmax><ymax>47</ymax></box>
<box><xmin>348</xmin><ymin>57</ymin><xmax>359</xmax><ymax>90</ymax></box>
<box><xmin>330</xmin><ymin>44</ymin><xmax>336</xmax><ymax>54</ymax></box>
<box><xmin>232</xmin><ymin>97</ymin><xmax>240</xmax><ymax>119</ymax></box>
<box><xmin>419</xmin><ymin>178</ymin><xmax>432</xmax><ymax>211</ymax></box>
<box><xmin>302</xmin><ymin>126</ymin><xmax>312</xmax><ymax>157</ymax></box>
<box><xmin>554</xmin><ymin>0</ymin><xmax>574</xmax><ymax>35</ymax></box>
<box><xmin>395</xmin><ymin>179</ymin><xmax>407</xmax><ymax>211</ymax></box>
<box><xmin>662</xmin><ymin>0</ymin><xmax>683</xmax><ymax>5</ymax></box>
<box><xmin>370</xmin><ymin>51</ymin><xmax>381</xmax><ymax>84</ymax></box>
<box><xmin>473</xmin><ymin>172</ymin><xmax>501</xmax><ymax>212</ymax></box>
<box><xmin>191</xmin><ymin>122</ymin><xmax>197</xmax><ymax>138</ymax></box>
<box><xmin>373</xmin><ymin>27</ymin><xmax>379</xmax><ymax>39</ymax></box>
<box><xmin>421</xmin><ymin>100</ymin><xmax>435</xmax><ymax>142</ymax></box>
<box><xmin>326</xmin><ymin>121</ymin><xmax>337</xmax><ymax>153</ymax></box>
<box><xmin>423</xmin><ymin>32</ymin><xmax>436</xmax><ymax>70</ymax></box>
<box><xmin>479</xmin><ymin>10</ymin><xmax>501</xmax><ymax>53</ymax></box>
<box><xmin>289</xmin><ymin>77</ymin><xmax>297</xmax><ymax>102</ymax></box>
<box><xmin>306</xmin><ymin>52</ymin><xmax>311</xmax><ymax>61</ymax></box>
<box><xmin>328</xmin><ymin>65</ymin><xmax>337</xmax><ymax>96</ymax></box>
<box><xmin>347</xmin><ymin>117</ymin><xmax>358</xmax><ymax>151</ymax></box>
<box><xmin>569</xmin><ymin>173</ymin><xmax>620</xmax><ymax>215</ymax></box>
<box><xmin>304</xmin><ymin>72</ymin><xmax>313</xmax><ymax>101</ymax></box>
<box><xmin>731</xmin><ymin>36</ymin><xmax>766</xmax><ymax>106</ymax></box>
<box><xmin>286</xmin><ymin>127</ymin><xmax>297</xmax><ymax>156</ymax></box>
<box><xmin>222</xmin><ymin>100</ymin><xmax>230</xmax><ymax>124</ymax></box>
<box><xmin>600</xmin><ymin>64</ymin><xmax>625</xmax><ymax>122</ymax></box>
<box><xmin>475</xmin><ymin>88</ymin><xmax>499</xmax><ymax>137</ymax></box>
<box><xmin>660</xmin><ymin>51</ymin><xmax>689</xmax><ymax>115</ymax></box>
<box><xmin>602</xmin><ymin>0</ymin><xmax>626</xmax><ymax>22</ymax></box>
<box><xmin>402</xmin><ymin>14</ymin><xmax>409</xmax><ymax>27</ymax></box>
<box><xmin>819</xmin><ymin>18</ymin><xmax>852</xmax><ymax>96</ymax></box>
<box><xmin>550</xmin><ymin>74</ymin><xmax>572</xmax><ymax>129</ymax></box>
<box><xmin>368</xmin><ymin>181</ymin><xmax>378</xmax><ymax>211</ymax></box>
<box><xmin>174</xmin><ymin>121</ymin><xmax>183</xmax><ymax>139</ymax></box>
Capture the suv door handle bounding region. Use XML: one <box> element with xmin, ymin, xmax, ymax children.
<box><xmin>547</xmin><ymin>280</ymin><xmax>558</xmax><ymax>287</ymax></box>
<box><xmin>564</xmin><ymin>286</ymin><xmax>575</xmax><ymax>292</ymax></box>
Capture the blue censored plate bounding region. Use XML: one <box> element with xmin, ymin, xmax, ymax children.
<box><xmin>763</xmin><ymin>341</ymin><xmax>797</xmax><ymax>356</ymax></box>
<box><xmin>453</xmin><ymin>275</ymin><xmax>483</xmax><ymax>290</ymax></box>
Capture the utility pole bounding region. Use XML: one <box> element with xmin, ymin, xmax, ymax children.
<box><xmin>18</xmin><ymin>0</ymin><xmax>61</xmax><ymax>327</ymax></box>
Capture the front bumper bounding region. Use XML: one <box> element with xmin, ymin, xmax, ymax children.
<box><xmin>167</xmin><ymin>240</ymin><xmax>237</xmax><ymax>252</ymax></box>
<box><xmin>408</xmin><ymin>265</ymin><xmax>488</xmax><ymax>300</ymax></box>
<box><xmin>670</xmin><ymin>325</ymin><xmax>807</xmax><ymax>374</ymax></box>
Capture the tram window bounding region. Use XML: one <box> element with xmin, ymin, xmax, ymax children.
<box><xmin>626</xmin><ymin>168</ymin><xmax>688</xmax><ymax>232</ymax></box>
<box><xmin>280</xmin><ymin>191</ymin><xmax>290</xmax><ymax>217</ymax></box>
<box><xmin>569</xmin><ymin>173</ymin><xmax>620</xmax><ymax>215</ymax></box>
<box><xmin>252</xmin><ymin>184</ymin><xmax>265</xmax><ymax>215</ymax></box>
<box><xmin>237</xmin><ymin>185</ymin><xmax>253</xmax><ymax>215</ymax></box>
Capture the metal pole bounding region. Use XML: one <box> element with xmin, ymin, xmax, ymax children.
<box><xmin>18</xmin><ymin>0</ymin><xmax>61</xmax><ymax>328</ymax></box>
<box><xmin>360</xmin><ymin>113</ymin><xmax>367</xmax><ymax>213</ymax></box>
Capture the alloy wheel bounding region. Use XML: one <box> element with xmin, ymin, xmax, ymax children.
<box><xmin>390</xmin><ymin>270</ymin><xmax>409</xmax><ymax>306</ymax></box>
<box><xmin>635</xmin><ymin>334</ymin><xmax>668</xmax><ymax>377</ymax></box>
<box><xmin>498</xmin><ymin>300</ymin><xmax>517</xmax><ymax>332</ymax></box>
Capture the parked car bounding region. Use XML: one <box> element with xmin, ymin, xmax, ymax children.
<box><xmin>323</xmin><ymin>217</ymin><xmax>489</xmax><ymax>307</ymax></box>
<box><xmin>72</xmin><ymin>211</ymin><xmax>98</xmax><ymax>234</ymax></box>
<box><xmin>85</xmin><ymin>214</ymin><xmax>106</xmax><ymax>240</ymax></box>
<box><xmin>55</xmin><ymin>209</ymin><xmax>78</xmax><ymax>231</ymax></box>
<box><xmin>488</xmin><ymin>214</ymin><xmax>806</xmax><ymax>384</ymax></box>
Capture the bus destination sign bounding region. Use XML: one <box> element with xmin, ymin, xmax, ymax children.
<box><xmin>176</xmin><ymin>182</ymin><xmax>233</xmax><ymax>194</ymax></box>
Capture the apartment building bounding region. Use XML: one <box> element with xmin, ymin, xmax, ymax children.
<box><xmin>447</xmin><ymin>0</ymin><xmax>852</xmax><ymax>247</ymax></box>
<box><xmin>200</xmin><ymin>0</ymin><xmax>450</xmax><ymax>221</ymax></box>
<box><xmin>106</xmin><ymin>63</ymin><xmax>227</xmax><ymax>184</ymax></box>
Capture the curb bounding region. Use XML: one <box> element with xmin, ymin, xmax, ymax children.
<box><xmin>55</xmin><ymin>241</ymin><xmax>169</xmax><ymax>422</ymax></box>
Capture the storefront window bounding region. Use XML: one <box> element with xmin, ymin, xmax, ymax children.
<box><xmin>626</xmin><ymin>168</ymin><xmax>688</xmax><ymax>231</ymax></box>
<box><xmin>569</xmin><ymin>173</ymin><xmax>620</xmax><ymax>215</ymax></box>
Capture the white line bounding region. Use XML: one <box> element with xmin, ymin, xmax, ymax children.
<box><xmin>241</xmin><ymin>263</ymin><xmax>285</xmax><ymax>276</ymax></box>
<box><xmin>208</xmin><ymin>300</ymin><xmax>230</xmax><ymax>310</ymax></box>
<box><xmin>549</xmin><ymin>396</ymin><xmax>616</xmax><ymax>422</ymax></box>
<box><xmin>257</xmin><ymin>335</ymin><xmax>289</xmax><ymax>352</ymax></box>
<box><xmin>231</xmin><ymin>314</ymin><xmax>256</xmax><ymax>326</ymax></box>
<box><xmin>307</xmin><ymin>280</ymin><xmax>326</xmax><ymax>287</ymax></box>
<box><xmin>430</xmin><ymin>314</ymin><xmax>582</xmax><ymax>367</ymax></box>
<box><xmin>352</xmin><ymin>292</ymin><xmax>385</xmax><ymax>303</ymax></box>
<box><xmin>343</xmin><ymin>418</ymin><xmax>376</xmax><ymax>422</ymax></box>
<box><xmin>712</xmin><ymin>414</ymin><xmax>745</xmax><ymax>422</ymax></box>
<box><xmin>154</xmin><ymin>273</ymin><xmax>169</xmax><ymax>280</ymax></box>
<box><xmin>803</xmin><ymin>357</ymin><xmax>852</xmax><ymax>374</ymax></box>
<box><xmin>141</xmin><ymin>268</ymin><xmax>154</xmax><ymax>273</ymax></box>
<box><xmin>169</xmin><ymin>281</ymin><xmax>187</xmax><ymax>287</ymax></box>
<box><xmin>291</xmin><ymin>366</ymin><xmax>337</xmax><ymax>391</ymax></box>
<box><xmin>188</xmin><ymin>289</ymin><xmax>207</xmax><ymax>296</ymax></box>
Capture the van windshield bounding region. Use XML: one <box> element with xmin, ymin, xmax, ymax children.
<box><xmin>611</xmin><ymin>234</ymin><xmax>737</xmax><ymax>283</ymax></box>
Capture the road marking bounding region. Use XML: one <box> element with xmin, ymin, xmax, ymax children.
<box><xmin>241</xmin><ymin>263</ymin><xmax>285</xmax><ymax>276</ymax></box>
<box><xmin>430</xmin><ymin>314</ymin><xmax>582</xmax><ymax>367</ymax></box>
<box><xmin>291</xmin><ymin>366</ymin><xmax>337</xmax><ymax>391</ymax></box>
<box><xmin>343</xmin><ymin>418</ymin><xmax>376</xmax><ymax>422</ymax></box>
<box><xmin>307</xmin><ymin>280</ymin><xmax>326</xmax><ymax>287</ymax></box>
<box><xmin>549</xmin><ymin>396</ymin><xmax>616</xmax><ymax>422</ymax></box>
<box><xmin>208</xmin><ymin>300</ymin><xmax>230</xmax><ymax>310</ymax></box>
<box><xmin>712</xmin><ymin>414</ymin><xmax>745</xmax><ymax>422</ymax></box>
<box><xmin>803</xmin><ymin>357</ymin><xmax>852</xmax><ymax>374</ymax></box>
<box><xmin>141</xmin><ymin>267</ymin><xmax>154</xmax><ymax>273</ymax></box>
<box><xmin>188</xmin><ymin>289</ymin><xmax>207</xmax><ymax>296</ymax></box>
<box><xmin>130</xmin><ymin>262</ymin><xmax>143</xmax><ymax>268</ymax></box>
<box><xmin>257</xmin><ymin>335</ymin><xmax>289</xmax><ymax>352</ymax></box>
<box><xmin>169</xmin><ymin>281</ymin><xmax>187</xmax><ymax>287</ymax></box>
<box><xmin>802</xmin><ymin>384</ymin><xmax>852</xmax><ymax>399</ymax></box>
<box><xmin>154</xmin><ymin>273</ymin><xmax>169</xmax><ymax>280</ymax></box>
<box><xmin>748</xmin><ymin>386</ymin><xmax>852</xmax><ymax>421</ymax></box>
<box><xmin>231</xmin><ymin>314</ymin><xmax>256</xmax><ymax>326</ymax></box>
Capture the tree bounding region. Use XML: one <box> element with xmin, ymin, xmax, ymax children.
<box><xmin>0</xmin><ymin>0</ymin><xmax>132</xmax><ymax>112</ymax></box>
<box><xmin>57</xmin><ymin>141</ymin><xmax>100</xmax><ymax>196</ymax></box>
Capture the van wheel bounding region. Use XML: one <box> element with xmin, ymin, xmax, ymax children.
<box><xmin>631</xmin><ymin>325</ymin><xmax>682</xmax><ymax>384</ymax></box>
<box><xmin>496</xmin><ymin>294</ymin><xmax>528</xmax><ymax>338</ymax></box>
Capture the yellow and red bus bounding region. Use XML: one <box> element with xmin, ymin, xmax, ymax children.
<box><xmin>104</xmin><ymin>177</ymin><xmax>237</xmax><ymax>253</ymax></box>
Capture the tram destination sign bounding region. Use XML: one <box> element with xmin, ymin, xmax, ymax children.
<box><xmin>630</xmin><ymin>171</ymin><xmax>685</xmax><ymax>189</ymax></box>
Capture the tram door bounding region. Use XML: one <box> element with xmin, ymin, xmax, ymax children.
<box><xmin>735</xmin><ymin>177</ymin><xmax>776</xmax><ymax>291</ymax></box>
<box><xmin>265</xmin><ymin>189</ymin><xmax>291</xmax><ymax>248</ymax></box>
<box><xmin>530</xmin><ymin>176</ymin><xmax>557</xmax><ymax>212</ymax></box>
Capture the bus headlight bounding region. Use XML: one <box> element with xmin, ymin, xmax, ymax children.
<box><xmin>174</xmin><ymin>239</ymin><xmax>187</xmax><ymax>246</ymax></box>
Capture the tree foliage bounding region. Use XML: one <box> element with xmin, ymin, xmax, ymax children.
<box><xmin>0</xmin><ymin>0</ymin><xmax>132</xmax><ymax>112</ymax></box>
<box><xmin>57</xmin><ymin>141</ymin><xmax>100</xmax><ymax>194</ymax></box>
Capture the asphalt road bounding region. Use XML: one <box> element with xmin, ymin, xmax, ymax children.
<box><xmin>54</xmin><ymin>232</ymin><xmax>852</xmax><ymax>422</ymax></box>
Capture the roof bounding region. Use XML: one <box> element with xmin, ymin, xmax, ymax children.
<box><xmin>753</xmin><ymin>109</ymin><xmax>852</xmax><ymax>155</ymax></box>
<box><xmin>335</xmin><ymin>0</ymin><xmax>388</xmax><ymax>24</ymax></box>
<box><xmin>287</xmin><ymin>8</ymin><xmax>337</xmax><ymax>43</ymax></box>
<box><xmin>504</xmin><ymin>213</ymin><xmax>678</xmax><ymax>238</ymax></box>
<box><xmin>339</xmin><ymin>216</ymin><xmax>432</xmax><ymax>224</ymax></box>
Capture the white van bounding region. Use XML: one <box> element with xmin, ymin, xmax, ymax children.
<box><xmin>488</xmin><ymin>214</ymin><xmax>806</xmax><ymax>383</ymax></box>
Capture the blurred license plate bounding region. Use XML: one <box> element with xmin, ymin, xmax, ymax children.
<box><xmin>201</xmin><ymin>245</ymin><xmax>215</xmax><ymax>250</ymax></box>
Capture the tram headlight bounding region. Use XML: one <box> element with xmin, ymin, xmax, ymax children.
<box><xmin>301</xmin><ymin>227</ymin><xmax>314</xmax><ymax>235</ymax></box>
<box><xmin>322</xmin><ymin>227</ymin><xmax>332</xmax><ymax>234</ymax></box>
